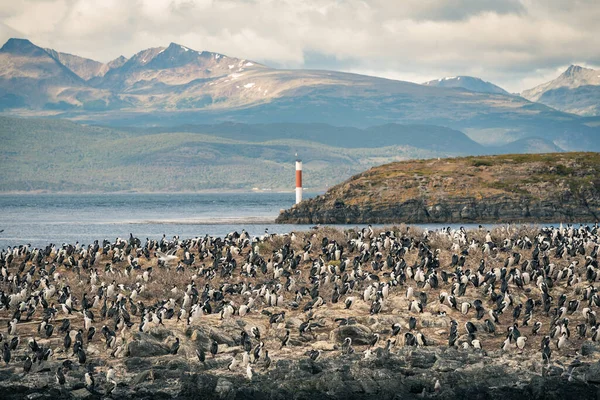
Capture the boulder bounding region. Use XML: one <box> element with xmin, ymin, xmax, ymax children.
<box><xmin>187</xmin><ymin>326</ymin><xmax>237</xmax><ymax>349</ymax></box>
<box><xmin>214</xmin><ymin>378</ymin><xmax>234</xmax><ymax>398</ymax></box>
<box><xmin>285</xmin><ymin>317</ymin><xmax>304</xmax><ymax>329</ymax></box>
<box><xmin>128</xmin><ymin>336</ymin><xmax>169</xmax><ymax>358</ymax></box>
<box><xmin>331</xmin><ymin>323</ymin><xmax>374</xmax><ymax>345</ymax></box>
<box><xmin>148</xmin><ymin>327</ymin><xmax>173</xmax><ymax>341</ymax></box>
<box><xmin>131</xmin><ymin>370</ymin><xmax>154</xmax><ymax>385</ymax></box>
<box><xmin>585</xmin><ymin>362</ymin><xmax>600</xmax><ymax>384</ymax></box>
<box><xmin>409</xmin><ymin>349</ymin><xmax>438</xmax><ymax>369</ymax></box>
<box><xmin>125</xmin><ymin>357</ymin><xmax>152</xmax><ymax>373</ymax></box>
<box><xmin>70</xmin><ymin>388</ymin><xmax>93</xmax><ymax>400</ymax></box>
<box><xmin>581</xmin><ymin>342</ymin><xmax>600</xmax><ymax>356</ymax></box>
<box><xmin>420</xmin><ymin>316</ymin><xmax>450</xmax><ymax>328</ymax></box>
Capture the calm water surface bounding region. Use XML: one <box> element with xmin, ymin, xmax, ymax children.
<box><xmin>0</xmin><ymin>192</ymin><xmax>573</xmax><ymax>250</ymax></box>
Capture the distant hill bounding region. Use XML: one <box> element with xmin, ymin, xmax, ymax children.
<box><xmin>0</xmin><ymin>116</ymin><xmax>576</xmax><ymax>193</ymax></box>
<box><xmin>493</xmin><ymin>137</ymin><xmax>564</xmax><ymax>154</ymax></box>
<box><xmin>144</xmin><ymin>122</ymin><xmax>486</xmax><ymax>153</ymax></box>
<box><xmin>521</xmin><ymin>65</ymin><xmax>600</xmax><ymax>116</ymax></box>
<box><xmin>0</xmin><ymin>38</ymin><xmax>599</xmax><ymax>151</ymax></box>
<box><xmin>276</xmin><ymin>153</ymin><xmax>600</xmax><ymax>224</ymax></box>
<box><xmin>422</xmin><ymin>76</ymin><xmax>509</xmax><ymax>95</ymax></box>
<box><xmin>0</xmin><ymin>116</ymin><xmax>478</xmax><ymax>192</ymax></box>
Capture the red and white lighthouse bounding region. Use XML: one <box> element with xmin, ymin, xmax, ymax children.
<box><xmin>295</xmin><ymin>156</ymin><xmax>302</xmax><ymax>204</ymax></box>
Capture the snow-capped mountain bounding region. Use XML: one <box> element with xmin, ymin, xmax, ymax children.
<box><xmin>422</xmin><ymin>76</ymin><xmax>509</xmax><ymax>95</ymax></box>
<box><xmin>0</xmin><ymin>38</ymin><xmax>599</xmax><ymax>152</ymax></box>
<box><xmin>521</xmin><ymin>65</ymin><xmax>600</xmax><ymax>116</ymax></box>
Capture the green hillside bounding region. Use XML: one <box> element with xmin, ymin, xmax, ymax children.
<box><xmin>0</xmin><ymin>117</ymin><xmax>450</xmax><ymax>192</ymax></box>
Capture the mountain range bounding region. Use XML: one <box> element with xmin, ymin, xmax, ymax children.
<box><xmin>0</xmin><ymin>37</ymin><xmax>600</xmax><ymax>156</ymax></box>
<box><xmin>44</xmin><ymin>48</ymin><xmax>128</xmax><ymax>81</ymax></box>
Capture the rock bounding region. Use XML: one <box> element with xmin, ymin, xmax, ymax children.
<box><xmin>331</xmin><ymin>324</ymin><xmax>374</xmax><ymax>345</ymax></box>
<box><xmin>298</xmin><ymin>359</ymin><xmax>323</xmax><ymax>374</ymax></box>
<box><xmin>166</xmin><ymin>358</ymin><xmax>190</xmax><ymax>371</ymax></box>
<box><xmin>187</xmin><ymin>373</ymin><xmax>218</xmax><ymax>394</ymax></box>
<box><xmin>581</xmin><ymin>342</ymin><xmax>600</xmax><ymax>356</ymax></box>
<box><xmin>289</xmin><ymin>338</ymin><xmax>306</xmax><ymax>346</ymax></box>
<box><xmin>125</xmin><ymin>357</ymin><xmax>152</xmax><ymax>372</ymax></box>
<box><xmin>409</xmin><ymin>349</ymin><xmax>437</xmax><ymax>369</ymax></box>
<box><xmin>420</xmin><ymin>315</ymin><xmax>450</xmax><ymax>328</ymax></box>
<box><xmin>585</xmin><ymin>362</ymin><xmax>600</xmax><ymax>384</ymax></box>
<box><xmin>84</xmin><ymin>343</ymin><xmax>102</xmax><ymax>356</ymax></box>
<box><xmin>285</xmin><ymin>317</ymin><xmax>303</xmax><ymax>329</ymax></box>
<box><xmin>131</xmin><ymin>370</ymin><xmax>154</xmax><ymax>385</ymax></box>
<box><xmin>210</xmin><ymin>328</ymin><xmax>236</xmax><ymax>346</ymax></box>
<box><xmin>311</xmin><ymin>341</ymin><xmax>336</xmax><ymax>351</ymax></box>
<box><xmin>148</xmin><ymin>327</ymin><xmax>174</xmax><ymax>341</ymax></box>
<box><xmin>70</xmin><ymin>388</ymin><xmax>93</xmax><ymax>400</ymax></box>
<box><xmin>128</xmin><ymin>336</ymin><xmax>169</xmax><ymax>358</ymax></box>
<box><xmin>546</xmin><ymin>366</ymin><xmax>564</xmax><ymax>377</ymax></box>
<box><xmin>188</xmin><ymin>328</ymin><xmax>207</xmax><ymax>343</ymax></box>
<box><xmin>187</xmin><ymin>326</ymin><xmax>236</xmax><ymax>349</ymax></box>
<box><xmin>214</xmin><ymin>378</ymin><xmax>233</xmax><ymax>398</ymax></box>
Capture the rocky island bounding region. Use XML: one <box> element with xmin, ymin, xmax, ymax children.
<box><xmin>1</xmin><ymin>224</ymin><xmax>600</xmax><ymax>399</ymax></box>
<box><xmin>276</xmin><ymin>153</ymin><xmax>600</xmax><ymax>224</ymax></box>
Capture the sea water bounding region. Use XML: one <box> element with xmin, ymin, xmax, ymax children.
<box><xmin>0</xmin><ymin>192</ymin><xmax>573</xmax><ymax>250</ymax></box>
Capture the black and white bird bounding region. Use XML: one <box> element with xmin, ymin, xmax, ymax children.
<box><xmin>210</xmin><ymin>340</ymin><xmax>218</xmax><ymax>358</ymax></box>
<box><xmin>56</xmin><ymin>367</ymin><xmax>66</xmax><ymax>385</ymax></box>
<box><xmin>309</xmin><ymin>349</ymin><xmax>321</xmax><ymax>361</ymax></box>
<box><xmin>170</xmin><ymin>338</ymin><xmax>180</xmax><ymax>355</ymax></box>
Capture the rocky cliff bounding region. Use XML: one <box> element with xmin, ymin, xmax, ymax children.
<box><xmin>277</xmin><ymin>153</ymin><xmax>600</xmax><ymax>224</ymax></box>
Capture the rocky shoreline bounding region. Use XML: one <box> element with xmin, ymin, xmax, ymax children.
<box><xmin>276</xmin><ymin>196</ymin><xmax>600</xmax><ymax>224</ymax></box>
<box><xmin>276</xmin><ymin>194</ymin><xmax>600</xmax><ymax>225</ymax></box>
<box><xmin>2</xmin><ymin>327</ymin><xmax>600</xmax><ymax>400</ymax></box>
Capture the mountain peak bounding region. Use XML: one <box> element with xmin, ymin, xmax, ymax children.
<box><xmin>107</xmin><ymin>55</ymin><xmax>128</xmax><ymax>69</ymax></box>
<box><xmin>126</xmin><ymin>46</ymin><xmax>165</xmax><ymax>66</ymax></box>
<box><xmin>166</xmin><ymin>42</ymin><xmax>194</xmax><ymax>52</ymax></box>
<box><xmin>2</xmin><ymin>37</ymin><xmax>33</xmax><ymax>47</ymax></box>
<box><xmin>564</xmin><ymin>64</ymin><xmax>584</xmax><ymax>75</ymax></box>
<box><xmin>0</xmin><ymin>38</ymin><xmax>46</xmax><ymax>57</ymax></box>
<box><xmin>521</xmin><ymin>64</ymin><xmax>600</xmax><ymax>115</ymax></box>
<box><xmin>422</xmin><ymin>75</ymin><xmax>509</xmax><ymax>95</ymax></box>
<box><xmin>562</xmin><ymin>64</ymin><xmax>592</xmax><ymax>77</ymax></box>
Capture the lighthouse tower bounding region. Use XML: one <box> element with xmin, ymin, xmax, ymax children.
<box><xmin>295</xmin><ymin>155</ymin><xmax>302</xmax><ymax>204</ymax></box>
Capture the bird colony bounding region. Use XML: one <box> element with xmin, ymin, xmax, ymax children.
<box><xmin>1</xmin><ymin>224</ymin><xmax>600</xmax><ymax>397</ymax></box>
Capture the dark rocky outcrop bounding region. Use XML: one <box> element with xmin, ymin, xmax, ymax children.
<box><xmin>331</xmin><ymin>324</ymin><xmax>374</xmax><ymax>345</ymax></box>
<box><xmin>1</xmin><ymin>347</ymin><xmax>599</xmax><ymax>399</ymax></box>
<box><xmin>277</xmin><ymin>153</ymin><xmax>600</xmax><ymax>224</ymax></box>
<box><xmin>128</xmin><ymin>333</ymin><xmax>170</xmax><ymax>357</ymax></box>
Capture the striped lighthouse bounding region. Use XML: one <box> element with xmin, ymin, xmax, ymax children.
<box><xmin>295</xmin><ymin>155</ymin><xmax>302</xmax><ymax>204</ymax></box>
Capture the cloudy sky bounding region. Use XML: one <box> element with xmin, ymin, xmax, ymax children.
<box><xmin>1</xmin><ymin>0</ymin><xmax>599</xmax><ymax>92</ymax></box>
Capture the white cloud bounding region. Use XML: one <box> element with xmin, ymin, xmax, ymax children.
<box><xmin>1</xmin><ymin>0</ymin><xmax>599</xmax><ymax>92</ymax></box>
